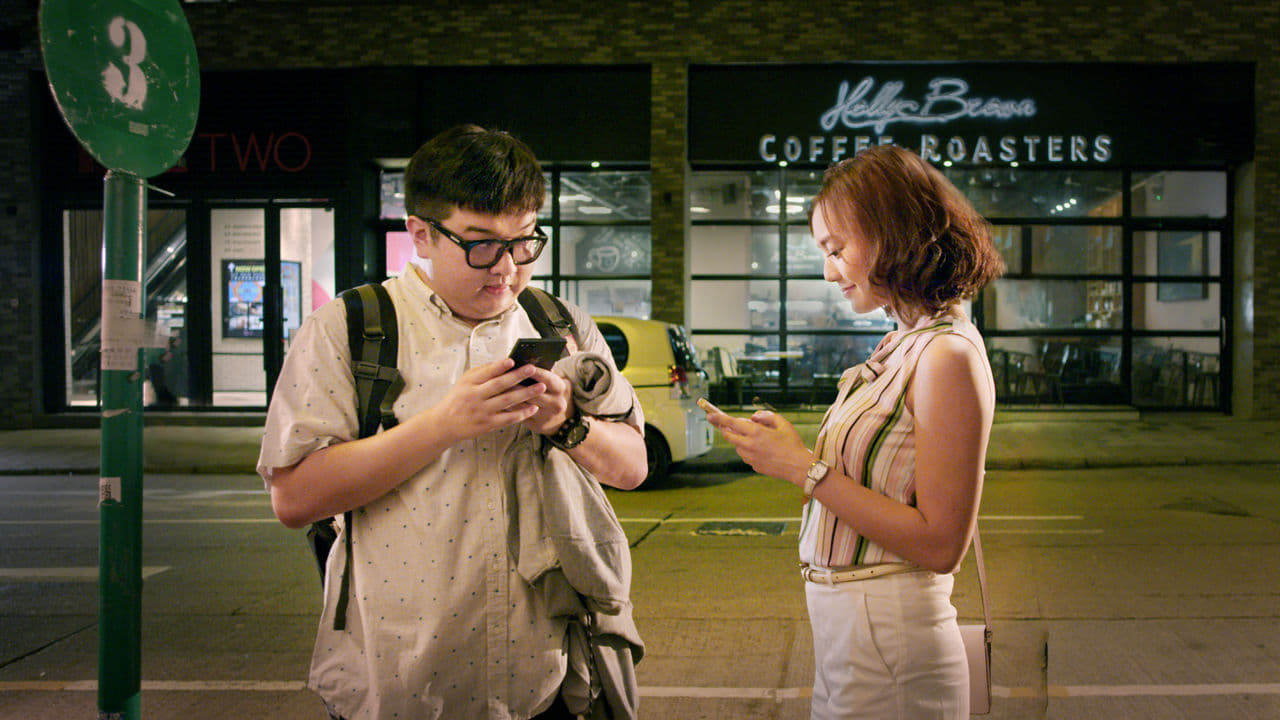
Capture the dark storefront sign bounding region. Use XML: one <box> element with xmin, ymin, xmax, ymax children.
<box><xmin>689</xmin><ymin>62</ymin><xmax>1254</xmax><ymax>167</ymax></box>
<box><xmin>41</xmin><ymin>68</ymin><xmax>350</xmax><ymax>199</ymax></box>
<box><xmin>41</xmin><ymin>65</ymin><xmax>651</xmax><ymax>201</ymax></box>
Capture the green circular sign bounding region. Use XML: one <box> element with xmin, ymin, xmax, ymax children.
<box><xmin>40</xmin><ymin>0</ymin><xmax>199</xmax><ymax>178</ymax></box>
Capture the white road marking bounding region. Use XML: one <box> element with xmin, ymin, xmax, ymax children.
<box><xmin>3</xmin><ymin>682</ymin><xmax>1279</xmax><ymax>700</ymax></box>
<box><xmin>0</xmin><ymin>518</ymin><xmax>278</xmax><ymax>525</ymax></box>
<box><xmin>1002</xmin><ymin>683</ymin><xmax>1280</xmax><ymax>698</ymax></box>
<box><xmin>0</xmin><ymin>566</ymin><xmax>169</xmax><ymax>581</ymax></box>
<box><xmin>0</xmin><ymin>515</ymin><xmax>1098</xmax><ymax>533</ymax></box>
<box><xmin>617</xmin><ymin>515</ymin><xmax>1102</xmax><ymax>535</ymax></box>
<box><xmin>982</xmin><ymin>528</ymin><xmax>1105</xmax><ymax>534</ymax></box>
<box><xmin>617</xmin><ymin>515</ymin><xmax>1085</xmax><ymax>524</ymax></box>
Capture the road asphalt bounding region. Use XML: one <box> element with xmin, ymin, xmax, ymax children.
<box><xmin>2</xmin><ymin>408</ymin><xmax>1278</xmax><ymax>476</ymax></box>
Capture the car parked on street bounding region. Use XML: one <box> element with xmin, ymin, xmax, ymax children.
<box><xmin>593</xmin><ymin>315</ymin><xmax>714</xmax><ymax>483</ymax></box>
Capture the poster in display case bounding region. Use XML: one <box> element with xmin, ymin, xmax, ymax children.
<box><xmin>222</xmin><ymin>259</ymin><xmax>302</xmax><ymax>338</ymax></box>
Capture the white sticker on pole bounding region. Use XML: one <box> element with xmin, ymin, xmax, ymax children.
<box><xmin>99</xmin><ymin>476</ymin><xmax>122</xmax><ymax>505</ymax></box>
<box><xmin>101</xmin><ymin>279</ymin><xmax>142</xmax><ymax>371</ymax></box>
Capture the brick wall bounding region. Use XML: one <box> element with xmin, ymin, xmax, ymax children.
<box><xmin>0</xmin><ymin>10</ymin><xmax>38</xmax><ymax>427</ymax></box>
<box><xmin>4</xmin><ymin>0</ymin><xmax>1277</xmax><ymax>421</ymax></box>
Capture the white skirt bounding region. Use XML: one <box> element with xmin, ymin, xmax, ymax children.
<box><xmin>805</xmin><ymin>571</ymin><xmax>968</xmax><ymax>720</ymax></box>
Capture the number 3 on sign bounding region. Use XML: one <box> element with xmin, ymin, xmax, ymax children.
<box><xmin>102</xmin><ymin>16</ymin><xmax>147</xmax><ymax>110</ymax></box>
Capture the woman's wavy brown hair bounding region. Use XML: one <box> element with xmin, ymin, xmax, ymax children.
<box><xmin>811</xmin><ymin>145</ymin><xmax>1004</xmax><ymax>323</ymax></box>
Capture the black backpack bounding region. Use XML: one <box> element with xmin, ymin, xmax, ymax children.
<box><xmin>306</xmin><ymin>282</ymin><xmax>579</xmax><ymax>630</ymax></box>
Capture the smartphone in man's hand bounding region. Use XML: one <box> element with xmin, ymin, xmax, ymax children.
<box><xmin>508</xmin><ymin>337</ymin><xmax>567</xmax><ymax>385</ymax></box>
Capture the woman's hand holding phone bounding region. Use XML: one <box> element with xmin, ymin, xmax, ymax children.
<box><xmin>696</xmin><ymin>397</ymin><xmax>725</xmax><ymax>417</ymax></box>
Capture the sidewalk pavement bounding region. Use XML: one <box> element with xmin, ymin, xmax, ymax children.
<box><xmin>1</xmin><ymin>407</ymin><xmax>1278</xmax><ymax>476</ymax></box>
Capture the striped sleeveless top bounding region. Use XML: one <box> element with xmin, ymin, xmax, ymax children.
<box><xmin>797</xmin><ymin>313</ymin><xmax>993</xmax><ymax>569</ymax></box>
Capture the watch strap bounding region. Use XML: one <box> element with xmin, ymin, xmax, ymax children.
<box><xmin>803</xmin><ymin>459</ymin><xmax>829</xmax><ymax>498</ymax></box>
<box><xmin>547</xmin><ymin>408</ymin><xmax>587</xmax><ymax>450</ymax></box>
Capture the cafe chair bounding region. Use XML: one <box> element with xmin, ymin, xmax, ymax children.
<box><xmin>706</xmin><ymin>346</ymin><xmax>756</xmax><ymax>407</ymax></box>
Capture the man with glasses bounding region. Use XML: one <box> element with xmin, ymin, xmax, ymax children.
<box><xmin>259</xmin><ymin>125</ymin><xmax>647</xmax><ymax>720</ymax></box>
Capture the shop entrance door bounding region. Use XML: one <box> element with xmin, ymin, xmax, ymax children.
<box><xmin>209</xmin><ymin>204</ymin><xmax>336</xmax><ymax>407</ymax></box>
<box><xmin>60</xmin><ymin>202</ymin><xmax>335</xmax><ymax>411</ymax></box>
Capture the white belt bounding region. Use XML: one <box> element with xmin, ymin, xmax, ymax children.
<box><xmin>800</xmin><ymin>562</ymin><xmax>921</xmax><ymax>585</ymax></box>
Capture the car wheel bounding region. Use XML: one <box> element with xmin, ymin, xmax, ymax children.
<box><xmin>643</xmin><ymin>427</ymin><xmax>671</xmax><ymax>484</ymax></box>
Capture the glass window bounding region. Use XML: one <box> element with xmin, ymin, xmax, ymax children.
<box><xmin>786</xmin><ymin>279</ymin><xmax>895</xmax><ymax>331</ymax></box>
<box><xmin>689</xmin><ymin>170</ymin><xmax>781</xmax><ymax>220</ymax></box>
<box><xmin>280</xmin><ymin>208</ymin><xmax>337</xmax><ymax>346</ymax></box>
<box><xmin>380</xmin><ymin>169</ymin><xmax>405</xmax><ymax>220</ymax></box>
<box><xmin>540</xmin><ymin>172</ymin><xmax>553</xmax><ymax>220</ymax></box>
<box><xmin>693</xmin><ymin>333</ymin><xmax>780</xmax><ymax>364</ymax></box>
<box><xmin>694</xmin><ymin>333</ymin><xmax>784</xmax><ymax>400</ymax></box>
<box><xmin>786</xmin><ymin>333</ymin><xmax>882</xmax><ymax>385</ymax></box>
<box><xmin>211</xmin><ymin>209</ymin><xmax>267</xmax><ymax>406</ymax></box>
<box><xmin>786</xmin><ymin>225</ymin><xmax>823</xmax><ymax>275</ymax></box>
<box><xmin>1132</xmin><ymin>337</ymin><xmax>1221</xmax><ymax>407</ymax></box>
<box><xmin>525</xmin><ymin>226</ymin><xmax>555</xmax><ymax>277</ymax></box>
<box><xmin>65</xmin><ymin>208</ymin><xmax>192</xmax><ymax>409</ymax></box>
<box><xmin>65</xmin><ymin>210</ymin><xmax>103</xmax><ymax>407</ymax></box>
<box><xmin>689</xmin><ymin>159</ymin><xmax>1227</xmax><ymax>408</ymax></box>
<box><xmin>558</xmin><ymin>225</ymin><xmax>650</xmax><ymax>275</ymax></box>
<box><xmin>990</xmin><ymin>225</ymin><xmax>1023</xmax><ymax>274</ymax></box>
<box><xmin>985</xmin><ymin>279</ymin><xmax>1120</xmax><ymax>330</ymax></box>
<box><xmin>690</xmin><ymin>280</ymin><xmax>779</xmax><ymax>330</ymax></box>
<box><xmin>1131</xmin><ymin>282</ymin><xmax>1221</xmax><ymax>331</ymax></box>
<box><xmin>1133</xmin><ymin>230</ymin><xmax>1221</xmax><ymax>277</ymax></box>
<box><xmin>1030</xmin><ymin>225</ymin><xmax>1122</xmax><ymax>274</ymax></box>
<box><xmin>943</xmin><ymin>168</ymin><xmax>1123</xmax><ymax>218</ymax></box>
<box><xmin>558</xmin><ymin>171</ymin><xmax>650</xmax><ymax>221</ymax></box>
<box><xmin>690</xmin><ymin>225</ymin><xmax>779</xmax><ymax>275</ymax></box>
<box><xmin>785</xmin><ymin>169</ymin><xmax>822</xmax><ymax>217</ymax></box>
<box><xmin>557</xmin><ymin>279</ymin><xmax>651</xmax><ymax>318</ymax></box>
<box><xmin>987</xmin><ymin>336</ymin><xmax>1124</xmax><ymax>404</ymax></box>
<box><xmin>1131</xmin><ymin>171</ymin><xmax>1227</xmax><ymax>218</ymax></box>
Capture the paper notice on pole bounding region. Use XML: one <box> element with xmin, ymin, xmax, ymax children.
<box><xmin>99</xmin><ymin>477</ymin><xmax>122</xmax><ymax>505</ymax></box>
<box><xmin>101</xmin><ymin>279</ymin><xmax>142</xmax><ymax>371</ymax></box>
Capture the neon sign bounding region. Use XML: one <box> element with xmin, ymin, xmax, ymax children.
<box><xmin>758</xmin><ymin>75</ymin><xmax>1112</xmax><ymax>165</ymax></box>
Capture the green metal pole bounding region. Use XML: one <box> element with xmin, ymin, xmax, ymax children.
<box><xmin>98</xmin><ymin>170</ymin><xmax>146</xmax><ymax>720</ymax></box>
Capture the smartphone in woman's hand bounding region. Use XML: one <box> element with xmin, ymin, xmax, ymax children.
<box><xmin>697</xmin><ymin>397</ymin><xmax>726</xmax><ymax>416</ymax></box>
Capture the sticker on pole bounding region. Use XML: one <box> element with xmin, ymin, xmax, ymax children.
<box><xmin>39</xmin><ymin>0</ymin><xmax>199</xmax><ymax>179</ymax></box>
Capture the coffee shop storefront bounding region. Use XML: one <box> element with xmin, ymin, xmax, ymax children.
<box><xmin>683</xmin><ymin>62</ymin><xmax>1255</xmax><ymax>411</ymax></box>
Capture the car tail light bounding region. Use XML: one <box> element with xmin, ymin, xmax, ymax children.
<box><xmin>669</xmin><ymin>364</ymin><xmax>689</xmax><ymax>397</ymax></box>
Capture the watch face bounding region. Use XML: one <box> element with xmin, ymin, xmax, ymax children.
<box><xmin>552</xmin><ymin>412</ymin><xmax>588</xmax><ymax>449</ymax></box>
<box><xmin>808</xmin><ymin>460</ymin><xmax>828</xmax><ymax>481</ymax></box>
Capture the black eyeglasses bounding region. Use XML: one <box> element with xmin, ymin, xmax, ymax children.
<box><xmin>421</xmin><ymin>216</ymin><xmax>548</xmax><ymax>269</ymax></box>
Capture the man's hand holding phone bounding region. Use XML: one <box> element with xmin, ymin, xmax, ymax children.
<box><xmin>507</xmin><ymin>338</ymin><xmax>567</xmax><ymax>385</ymax></box>
<box><xmin>506</xmin><ymin>337</ymin><xmax>576</xmax><ymax>436</ymax></box>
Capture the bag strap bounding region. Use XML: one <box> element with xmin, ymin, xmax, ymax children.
<box><xmin>973</xmin><ymin>526</ymin><xmax>992</xmax><ymax>637</ymax></box>
<box><xmin>327</xmin><ymin>283</ymin><xmax>403</xmax><ymax>631</ymax></box>
<box><xmin>345</xmin><ymin>283</ymin><xmax>403</xmax><ymax>436</ymax></box>
<box><xmin>519</xmin><ymin>286</ymin><xmax>580</xmax><ymax>346</ymax></box>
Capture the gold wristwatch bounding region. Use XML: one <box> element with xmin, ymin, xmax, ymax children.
<box><xmin>803</xmin><ymin>459</ymin><xmax>830</xmax><ymax>499</ymax></box>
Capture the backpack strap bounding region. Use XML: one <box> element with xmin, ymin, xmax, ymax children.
<box><xmin>518</xmin><ymin>286</ymin><xmax>578</xmax><ymax>343</ymax></box>
<box><xmin>327</xmin><ymin>283</ymin><xmax>403</xmax><ymax>631</ymax></box>
<box><xmin>345</xmin><ymin>283</ymin><xmax>404</xmax><ymax>436</ymax></box>
<box><xmin>519</xmin><ymin>286</ymin><xmax>580</xmax><ymax>347</ymax></box>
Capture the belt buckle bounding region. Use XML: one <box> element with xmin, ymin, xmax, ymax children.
<box><xmin>800</xmin><ymin>564</ymin><xmax>835</xmax><ymax>586</ymax></box>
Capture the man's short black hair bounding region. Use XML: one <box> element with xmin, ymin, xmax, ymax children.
<box><xmin>403</xmin><ymin>124</ymin><xmax>546</xmax><ymax>221</ymax></box>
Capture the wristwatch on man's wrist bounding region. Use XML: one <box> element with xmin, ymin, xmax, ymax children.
<box><xmin>547</xmin><ymin>408</ymin><xmax>589</xmax><ymax>450</ymax></box>
<box><xmin>803</xmin><ymin>458</ymin><xmax>830</xmax><ymax>498</ymax></box>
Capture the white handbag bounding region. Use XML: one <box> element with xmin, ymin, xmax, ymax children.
<box><xmin>959</xmin><ymin>529</ymin><xmax>992</xmax><ymax>714</ymax></box>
